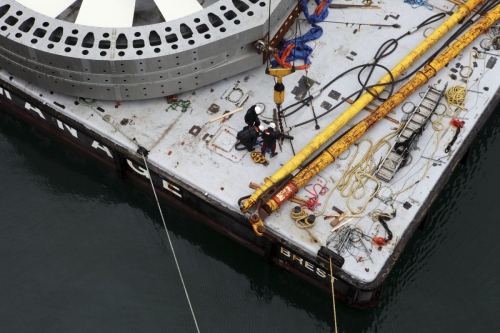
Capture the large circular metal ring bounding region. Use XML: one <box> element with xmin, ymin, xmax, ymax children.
<box><xmin>0</xmin><ymin>0</ymin><xmax>298</xmax><ymax>100</ymax></box>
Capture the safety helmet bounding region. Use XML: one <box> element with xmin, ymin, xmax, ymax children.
<box><xmin>269</xmin><ymin>123</ymin><xmax>276</xmax><ymax>129</ymax></box>
<box><xmin>255</xmin><ymin>106</ymin><xmax>263</xmax><ymax>115</ymax></box>
<box><xmin>259</xmin><ymin>125</ymin><xmax>265</xmax><ymax>132</ymax></box>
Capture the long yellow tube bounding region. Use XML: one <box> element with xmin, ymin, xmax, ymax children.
<box><xmin>261</xmin><ymin>3</ymin><xmax>500</xmax><ymax>219</ymax></box>
<box><xmin>241</xmin><ymin>0</ymin><xmax>484</xmax><ymax>214</ymax></box>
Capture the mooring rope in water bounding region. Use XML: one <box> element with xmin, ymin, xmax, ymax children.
<box><xmin>140</xmin><ymin>153</ymin><xmax>201</xmax><ymax>333</ymax></box>
<box><xmin>330</xmin><ymin>257</ymin><xmax>338</xmax><ymax>333</ymax></box>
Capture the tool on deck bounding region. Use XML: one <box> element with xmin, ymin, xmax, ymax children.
<box><xmin>208</xmin><ymin>107</ymin><xmax>244</xmax><ymax>123</ymax></box>
<box><xmin>266</xmin><ymin>67</ymin><xmax>295</xmax><ymax>137</ymax></box>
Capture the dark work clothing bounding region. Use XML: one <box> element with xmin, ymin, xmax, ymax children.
<box><xmin>237</xmin><ymin>125</ymin><xmax>259</xmax><ymax>151</ymax></box>
<box><xmin>244</xmin><ymin>105</ymin><xmax>261</xmax><ymax>127</ymax></box>
<box><xmin>261</xmin><ymin>128</ymin><xmax>281</xmax><ymax>155</ymax></box>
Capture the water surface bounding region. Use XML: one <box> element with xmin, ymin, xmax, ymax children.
<box><xmin>1</xmin><ymin>106</ymin><xmax>499</xmax><ymax>332</ymax></box>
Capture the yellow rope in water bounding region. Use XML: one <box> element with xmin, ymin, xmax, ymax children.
<box><xmin>330</xmin><ymin>257</ymin><xmax>338</xmax><ymax>333</ymax></box>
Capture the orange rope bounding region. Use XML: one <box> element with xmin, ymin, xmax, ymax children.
<box><xmin>314</xmin><ymin>0</ymin><xmax>329</xmax><ymax>15</ymax></box>
<box><xmin>273</xmin><ymin>43</ymin><xmax>311</xmax><ymax>70</ymax></box>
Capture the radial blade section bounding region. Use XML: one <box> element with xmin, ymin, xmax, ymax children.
<box><xmin>76</xmin><ymin>0</ymin><xmax>135</xmax><ymax>27</ymax></box>
<box><xmin>154</xmin><ymin>0</ymin><xmax>202</xmax><ymax>21</ymax></box>
<box><xmin>16</xmin><ymin>0</ymin><xmax>77</xmax><ymax>17</ymax></box>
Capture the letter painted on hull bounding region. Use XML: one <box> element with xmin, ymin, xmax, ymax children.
<box><xmin>0</xmin><ymin>88</ymin><xmax>12</xmax><ymax>100</ymax></box>
<box><xmin>24</xmin><ymin>102</ymin><xmax>46</xmax><ymax>119</ymax></box>
<box><xmin>91</xmin><ymin>140</ymin><xmax>113</xmax><ymax>158</ymax></box>
<box><xmin>56</xmin><ymin>119</ymin><xmax>78</xmax><ymax>138</ymax></box>
<box><xmin>126</xmin><ymin>159</ymin><xmax>150</xmax><ymax>179</ymax></box>
<box><xmin>163</xmin><ymin>180</ymin><xmax>182</xmax><ymax>198</ymax></box>
<box><xmin>278</xmin><ymin>246</ymin><xmax>328</xmax><ymax>280</ymax></box>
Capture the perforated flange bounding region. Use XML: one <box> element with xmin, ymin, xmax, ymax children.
<box><xmin>0</xmin><ymin>0</ymin><xmax>298</xmax><ymax>100</ymax></box>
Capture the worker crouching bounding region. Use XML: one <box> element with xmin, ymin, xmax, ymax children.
<box><xmin>244</xmin><ymin>105</ymin><xmax>263</xmax><ymax>127</ymax></box>
<box><xmin>236</xmin><ymin>125</ymin><xmax>261</xmax><ymax>152</ymax></box>
<box><xmin>261</xmin><ymin>123</ymin><xmax>281</xmax><ymax>158</ymax></box>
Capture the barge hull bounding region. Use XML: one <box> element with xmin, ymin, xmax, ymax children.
<box><xmin>0</xmin><ymin>81</ymin><xmax>383</xmax><ymax>308</ymax></box>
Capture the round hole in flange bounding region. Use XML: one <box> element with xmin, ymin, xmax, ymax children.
<box><xmin>31</xmin><ymin>39</ymin><xmax>37</xmax><ymax>44</ymax></box>
<box><xmin>259</xmin><ymin>2</ymin><xmax>266</xmax><ymax>6</ymax></box>
<box><xmin>165</xmin><ymin>27</ymin><xmax>171</xmax><ymax>32</ymax></box>
<box><xmin>220</xmin><ymin>27</ymin><xmax>226</xmax><ymax>32</ymax></box>
<box><xmin>15</xmin><ymin>33</ymin><xmax>22</xmax><ymax>38</ymax></box>
<box><xmin>1</xmin><ymin>26</ymin><xmax>6</xmax><ymax>31</ymax></box>
<box><xmin>100</xmin><ymin>51</ymin><xmax>106</xmax><ymax>56</ymax></box>
<box><xmin>72</xmin><ymin>29</ymin><xmax>78</xmax><ymax>34</ymax></box>
<box><xmin>82</xmin><ymin>50</ymin><xmax>89</xmax><ymax>55</ymax></box>
<box><xmin>118</xmin><ymin>51</ymin><xmax>125</xmax><ymax>56</ymax></box>
<box><xmin>65</xmin><ymin>47</ymin><xmax>71</xmax><ymax>52</ymax></box>
<box><xmin>48</xmin><ymin>44</ymin><xmax>54</xmax><ymax>49</ymax></box>
<box><xmin>205</xmin><ymin>34</ymin><xmax>211</xmax><ymax>39</ymax></box>
<box><xmin>248</xmin><ymin>11</ymin><xmax>254</xmax><ymax>16</ymax></box>
<box><xmin>220</xmin><ymin>6</ymin><xmax>226</xmax><ymax>10</ymax></box>
<box><xmin>103</xmin><ymin>33</ymin><xmax>109</xmax><ymax>38</ymax></box>
<box><xmin>194</xmin><ymin>18</ymin><xmax>200</xmax><ymax>23</ymax></box>
<box><xmin>135</xmin><ymin>32</ymin><xmax>141</xmax><ymax>37</ymax></box>
<box><xmin>235</xmin><ymin>20</ymin><xmax>240</xmax><ymax>25</ymax></box>
<box><xmin>172</xmin><ymin>44</ymin><xmax>178</xmax><ymax>49</ymax></box>
<box><xmin>136</xmin><ymin>50</ymin><xmax>143</xmax><ymax>55</ymax></box>
<box><xmin>42</xmin><ymin>22</ymin><xmax>49</xmax><ymax>27</ymax></box>
<box><xmin>188</xmin><ymin>40</ymin><xmax>194</xmax><ymax>45</ymax></box>
<box><xmin>154</xmin><ymin>48</ymin><xmax>160</xmax><ymax>53</ymax></box>
<box><xmin>16</xmin><ymin>11</ymin><xmax>23</xmax><ymax>16</ymax></box>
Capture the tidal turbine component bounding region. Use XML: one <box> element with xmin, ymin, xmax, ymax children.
<box><xmin>0</xmin><ymin>0</ymin><xmax>298</xmax><ymax>100</ymax></box>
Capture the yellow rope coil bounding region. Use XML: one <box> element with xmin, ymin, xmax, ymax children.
<box><xmin>250</xmin><ymin>152</ymin><xmax>267</xmax><ymax>164</ymax></box>
<box><xmin>335</xmin><ymin>123</ymin><xmax>405</xmax><ymax>214</ymax></box>
<box><xmin>290</xmin><ymin>207</ymin><xmax>315</xmax><ymax>229</ymax></box>
<box><xmin>445</xmin><ymin>85</ymin><xmax>467</xmax><ymax>110</ymax></box>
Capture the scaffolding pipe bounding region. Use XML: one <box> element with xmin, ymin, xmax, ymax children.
<box><xmin>255</xmin><ymin>3</ymin><xmax>500</xmax><ymax>229</ymax></box>
<box><xmin>241</xmin><ymin>0</ymin><xmax>484</xmax><ymax>220</ymax></box>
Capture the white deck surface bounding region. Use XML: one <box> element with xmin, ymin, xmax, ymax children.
<box><xmin>3</xmin><ymin>1</ymin><xmax>500</xmax><ymax>284</ymax></box>
<box><xmin>76</xmin><ymin>0</ymin><xmax>135</xmax><ymax>27</ymax></box>
<box><xmin>16</xmin><ymin>0</ymin><xmax>76</xmax><ymax>18</ymax></box>
<box><xmin>154</xmin><ymin>0</ymin><xmax>203</xmax><ymax>21</ymax></box>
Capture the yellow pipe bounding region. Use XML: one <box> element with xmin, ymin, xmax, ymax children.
<box><xmin>262</xmin><ymin>3</ymin><xmax>500</xmax><ymax>216</ymax></box>
<box><xmin>241</xmin><ymin>0</ymin><xmax>484</xmax><ymax>213</ymax></box>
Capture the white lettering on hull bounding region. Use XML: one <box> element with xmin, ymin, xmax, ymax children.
<box><xmin>56</xmin><ymin>119</ymin><xmax>78</xmax><ymax>138</ymax></box>
<box><xmin>91</xmin><ymin>141</ymin><xmax>112</xmax><ymax>158</ymax></box>
<box><xmin>162</xmin><ymin>180</ymin><xmax>182</xmax><ymax>198</ymax></box>
<box><xmin>280</xmin><ymin>247</ymin><xmax>328</xmax><ymax>279</ymax></box>
<box><xmin>24</xmin><ymin>102</ymin><xmax>46</xmax><ymax>119</ymax></box>
<box><xmin>0</xmin><ymin>88</ymin><xmax>12</xmax><ymax>100</ymax></box>
<box><xmin>126</xmin><ymin>159</ymin><xmax>149</xmax><ymax>179</ymax></box>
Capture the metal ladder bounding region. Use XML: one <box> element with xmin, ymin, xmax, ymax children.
<box><xmin>375</xmin><ymin>84</ymin><xmax>446</xmax><ymax>182</ymax></box>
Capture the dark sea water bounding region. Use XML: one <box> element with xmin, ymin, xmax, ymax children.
<box><xmin>1</xmin><ymin>103</ymin><xmax>499</xmax><ymax>333</ymax></box>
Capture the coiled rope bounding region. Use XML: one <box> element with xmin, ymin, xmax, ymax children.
<box><xmin>290</xmin><ymin>206</ymin><xmax>323</xmax><ymax>245</ymax></box>
<box><xmin>140</xmin><ymin>153</ymin><xmax>201</xmax><ymax>333</ymax></box>
<box><xmin>335</xmin><ymin>123</ymin><xmax>406</xmax><ymax>214</ymax></box>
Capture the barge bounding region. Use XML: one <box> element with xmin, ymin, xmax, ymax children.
<box><xmin>1</xmin><ymin>0</ymin><xmax>500</xmax><ymax>309</ymax></box>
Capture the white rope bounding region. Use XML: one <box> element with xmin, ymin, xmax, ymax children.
<box><xmin>330</xmin><ymin>258</ymin><xmax>338</xmax><ymax>333</ymax></box>
<box><xmin>140</xmin><ymin>153</ymin><xmax>201</xmax><ymax>333</ymax></box>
